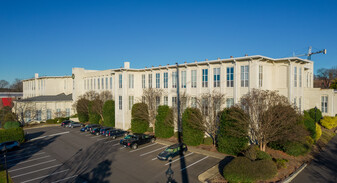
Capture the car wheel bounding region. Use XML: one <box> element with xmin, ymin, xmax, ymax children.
<box><xmin>132</xmin><ymin>144</ymin><xmax>138</xmax><ymax>150</ymax></box>
<box><xmin>151</xmin><ymin>138</ymin><xmax>155</xmax><ymax>143</ymax></box>
<box><xmin>112</xmin><ymin>136</ymin><xmax>116</xmax><ymax>139</ymax></box>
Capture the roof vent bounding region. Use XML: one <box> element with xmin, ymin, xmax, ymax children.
<box><xmin>35</xmin><ymin>73</ymin><xmax>39</xmax><ymax>78</ymax></box>
<box><xmin>124</xmin><ymin>62</ymin><xmax>130</xmax><ymax>69</ymax></box>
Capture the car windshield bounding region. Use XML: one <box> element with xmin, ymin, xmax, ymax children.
<box><xmin>124</xmin><ymin>135</ymin><xmax>135</xmax><ymax>139</ymax></box>
<box><xmin>165</xmin><ymin>148</ymin><xmax>174</xmax><ymax>152</ymax></box>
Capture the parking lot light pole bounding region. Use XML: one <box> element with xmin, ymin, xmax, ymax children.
<box><xmin>166</xmin><ymin>159</ymin><xmax>174</xmax><ymax>183</ymax></box>
<box><xmin>176</xmin><ymin>63</ymin><xmax>182</xmax><ymax>144</ymax></box>
<box><xmin>2</xmin><ymin>145</ymin><xmax>9</xmax><ymax>183</ymax></box>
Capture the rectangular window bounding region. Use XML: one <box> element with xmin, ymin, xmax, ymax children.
<box><xmin>299</xmin><ymin>97</ymin><xmax>302</xmax><ymax>112</ymax></box>
<box><xmin>110</xmin><ymin>77</ymin><xmax>113</xmax><ymax>89</ymax></box>
<box><xmin>202</xmin><ymin>98</ymin><xmax>208</xmax><ymax>116</ymax></box>
<box><xmin>148</xmin><ymin>74</ymin><xmax>152</xmax><ymax>88</ymax></box>
<box><xmin>66</xmin><ymin>108</ymin><xmax>70</xmax><ymax>117</ymax></box>
<box><xmin>306</xmin><ymin>73</ymin><xmax>309</xmax><ymax>87</ymax></box>
<box><xmin>164</xmin><ymin>72</ymin><xmax>168</xmax><ymax>88</ymax></box>
<box><xmin>226</xmin><ymin>98</ymin><xmax>234</xmax><ymax>108</ymax></box>
<box><xmin>294</xmin><ymin>67</ymin><xmax>297</xmax><ymax>87</ymax></box>
<box><xmin>259</xmin><ymin>65</ymin><xmax>263</xmax><ymax>88</ymax></box>
<box><xmin>129</xmin><ymin>74</ymin><xmax>134</xmax><ymax>88</ymax></box>
<box><xmin>101</xmin><ymin>78</ymin><xmax>104</xmax><ymax>89</ymax></box>
<box><xmin>191</xmin><ymin>97</ymin><xmax>197</xmax><ymax>108</ymax></box>
<box><xmin>172</xmin><ymin>97</ymin><xmax>177</xmax><ymax>107</ymax></box>
<box><xmin>106</xmin><ymin>78</ymin><xmax>108</xmax><ymax>90</ymax></box>
<box><xmin>294</xmin><ymin>97</ymin><xmax>297</xmax><ymax>107</ymax></box>
<box><xmin>91</xmin><ymin>79</ymin><xmax>93</xmax><ymax>90</ymax></box>
<box><xmin>241</xmin><ymin>65</ymin><xmax>249</xmax><ymax>87</ymax></box>
<box><xmin>94</xmin><ymin>78</ymin><xmax>96</xmax><ymax>89</ymax></box>
<box><xmin>142</xmin><ymin>74</ymin><xmax>146</xmax><ymax>88</ymax></box>
<box><xmin>181</xmin><ymin>71</ymin><xmax>186</xmax><ymax>88</ymax></box>
<box><xmin>321</xmin><ymin>96</ymin><xmax>328</xmax><ymax>113</ymax></box>
<box><xmin>129</xmin><ymin>96</ymin><xmax>134</xmax><ymax>110</ymax></box>
<box><xmin>156</xmin><ymin>73</ymin><xmax>160</xmax><ymax>88</ymax></box>
<box><xmin>299</xmin><ymin>68</ymin><xmax>302</xmax><ymax>87</ymax></box>
<box><xmin>172</xmin><ymin>72</ymin><xmax>177</xmax><ymax>88</ymax></box>
<box><xmin>36</xmin><ymin>110</ymin><xmax>41</xmax><ymax>121</ymax></box>
<box><xmin>156</xmin><ymin>96</ymin><xmax>160</xmax><ymax>108</ymax></box>
<box><xmin>47</xmin><ymin>109</ymin><xmax>51</xmax><ymax>120</ymax></box>
<box><xmin>202</xmin><ymin>69</ymin><xmax>208</xmax><ymax>87</ymax></box>
<box><xmin>119</xmin><ymin>96</ymin><xmax>122</xmax><ymax>110</ymax></box>
<box><xmin>213</xmin><ymin>68</ymin><xmax>220</xmax><ymax>87</ymax></box>
<box><xmin>191</xmin><ymin>70</ymin><xmax>197</xmax><ymax>88</ymax></box>
<box><xmin>56</xmin><ymin>108</ymin><xmax>61</xmax><ymax>118</ymax></box>
<box><xmin>98</xmin><ymin>78</ymin><xmax>100</xmax><ymax>89</ymax></box>
<box><xmin>164</xmin><ymin>96</ymin><xmax>168</xmax><ymax>106</ymax></box>
<box><xmin>119</xmin><ymin>74</ymin><xmax>122</xmax><ymax>88</ymax></box>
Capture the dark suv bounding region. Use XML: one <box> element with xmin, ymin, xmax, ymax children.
<box><xmin>157</xmin><ymin>143</ymin><xmax>188</xmax><ymax>161</ymax></box>
<box><xmin>100</xmin><ymin>127</ymin><xmax>114</xmax><ymax>136</ymax></box>
<box><xmin>107</xmin><ymin>129</ymin><xmax>128</xmax><ymax>139</ymax></box>
<box><xmin>120</xmin><ymin>134</ymin><xmax>156</xmax><ymax>149</ymax></box>
<box><xmin>61</xmin><ymin>120</ymin><xmax>72</xmax><ymax>127</ymax></box>
<box><xmin>90</xmin><ymin>127</ymin><xmax>102</xmax><ymax>136</ymax></box>
<box><xmin>81</xmin><ymin>124</ymin><xmax>100</xmax><ymax>132</ymax></box>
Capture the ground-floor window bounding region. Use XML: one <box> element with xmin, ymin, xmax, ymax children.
<box><xmin>119</xmin><ymin>96</ymin><xmax>123</xmax><ymax>110</ymax></box>
<box><xmin>66</xmin><ymin>108</ymin><xmax>70</xmax><ymax>117</ymax></box>
<box><xmin>47</xmin><ymin>109</ymin><xmax>51</xmax><ymax>120</ymax></box>
<box><xmin>226</xmin><ymin>98</ymin><xmax>234</xmax><ymax>108</ymax></box>
<box><xmin>321</xmin><ymin>96</ymin><xmax>328</xmax><ymax>113</ymax></box>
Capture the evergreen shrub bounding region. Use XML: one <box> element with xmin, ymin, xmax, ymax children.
<box><xmin>103</xmin><ymin>100</ymin><xmax>115</xmax><ymax>127</ymax></box>
<box><xmin>182</xmin><ymin>108</ymin><xmax>204</xmax><ymax>146</ymax></box>
<box><xmin>155</xmin><ymin>106</ymin><xmax>174</xmax><ymax>138</ymax></box>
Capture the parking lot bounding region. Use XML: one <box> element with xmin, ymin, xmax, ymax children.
<box><xmin>2</xmin><ymin>126</ymin><xmax>220</xmax><ymax>183</ymax></box>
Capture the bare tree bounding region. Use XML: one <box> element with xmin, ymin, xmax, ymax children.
<box><xmin>233</xmin><ymin>89</ymin><xmax>307</xmax><ymax>151</ymax></box>
<box><xmin>0</xmin><ymin>80</ymin><xmax>9</xmax><ymax>89</ymax></box>
<box><xmin>142</xmin><ymin>88</ymin><xmax>163</xmax><ymax>132</ymax></box>
<box><xmin>315</xmin><ymin>67</ymin><xmax>337</xmax><ymax>88</ymax></box>
<box><xmin>196</xmin><ymin>91</ymin><xmax>226</xmax><ymax>146</ymax></box>
<box><xmin>13</xmin><ymin>100</ymin><xmax>39</xmax><ymax>125</ymax></box>
<box><xmin>10</xmin><ymin>79</ymin><xmax>23</xmax><ymax>92</ymax></box>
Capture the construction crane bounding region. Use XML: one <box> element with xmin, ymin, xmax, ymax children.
<box><xmin>294</xmin><ymin>46</ymin><xmax>327</xmax><ymax>60</ymax></box>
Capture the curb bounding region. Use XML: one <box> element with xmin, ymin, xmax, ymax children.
<box><xmin>282</xmin><ymin>163</ymin><xmax>307</xmax><ymax>183</ymax></box>
<box><xmin>198</xmin><ymin>164</ymin><xmax>219</xmax><ymax>183</ymax></box>
<box><xmin>23</xmin><ymin>124</ymin><xmax>60</xmax><ymax>130</ymax></box>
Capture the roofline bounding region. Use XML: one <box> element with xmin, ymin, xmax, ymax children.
<box><xmin>22</xmin><ymin>76</ymin><xmax>72</xmax><ymax>82</ymax></box>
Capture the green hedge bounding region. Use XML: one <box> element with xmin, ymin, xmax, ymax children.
<box><xmin>103</xmin><ymin>100</ymin><xmax>115</xmax><ymax>127</ymax></box>
<box><xmin>303</xmin><ymin>111</ymin><xmax>317</xmax><ymax>139</ymax></box>
<box><xmin>4</xmin><ymin>121</ymin><xmax>21</xmax><ymax>129</ymax></box>
<box><xmin>203</xmin><ymin>137</ymin><xmax>213</xmax><ymax>145</ymax></box>
<box><xmin>155</xmin><ymin>106</ymin><xmax>174</xmax><ymax>138</ymax></box>
<box><xmin>307</xmin><ymin>108</ymin><xmax>322</xmax><ymax>122</ymax></box>
<box><xmin>76</xmin><ymin>98</ymin><xmax>90</xmax><ymax>122</ymax></box>
<box><xmin>217</xmin><ymin>108</ymin><xmax>249</xmax><ymax>155</ymax></box>
<box><xmin>223</xmin><ymin>157</ymin><xmax>277</xmax><ymax>183</ymax></box>
<box><xmin>284</xmin><ymin>141</ymin><xmax>310</xmax><ymax>156</ymax></box>
<box><xmin>182</xmin><ymin>108</ymin><xmax>204</xmax><ymax>146</ymax></box>
<box><xmin>78</xmin><ymin>112</ymin><xmax>89</xmax><ymax>123</ymax></box>
<box><xmin>131</xmin><ymin>103</ymin><xmax>149</xmax><ymax>133</ymax></box>
<box><xmin>0</xmin><ymin>128</ymin><xmax>25</xmax><ymax>143</ymax></box>
<box><xmin>89</xmin><ymin>101</ymin><xmax>100</xmax><ymax>124</ymax></box>
<box><xmin>46</xmin><ymin>119</ymin><xmax>58</xmax><ymax>124</ymax></box>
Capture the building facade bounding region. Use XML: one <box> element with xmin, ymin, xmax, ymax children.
<box><xmin>17</xmin><ymin>55</ymin><xmax>337</xmax><ymax>127</ymax></box>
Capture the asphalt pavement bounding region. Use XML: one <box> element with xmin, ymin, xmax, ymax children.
<box><xmin>1</xmin><ymin>126</ymin><xmax>220</xmax><ymax>183</ymax></box>
<box><xmin>292</xmin><ymin>135</ymin><xmax>337</xmax><ymax>183</ymax></box>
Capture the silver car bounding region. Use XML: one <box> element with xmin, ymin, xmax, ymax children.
<box><xmin>67</xmin><ymin>122</ymin><xmax>82</xmax><ymax>128</ymax></box>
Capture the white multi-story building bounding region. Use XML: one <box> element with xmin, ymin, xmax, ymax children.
<box><xmin>16</xmin><ymin>55</ymin><xmax>337</xmax><ymax>127</ymax></box>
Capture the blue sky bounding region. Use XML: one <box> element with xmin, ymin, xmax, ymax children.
<box><xmin>0</xmin><ymin>0</ymin><xmax>336</xmax><ymax>83</ymax></box>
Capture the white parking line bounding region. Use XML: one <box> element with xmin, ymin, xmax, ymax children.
<box><xmin>164</xmin><ymin>152</ymin><xmax>194</xmax><ymax>166</ymax></box>
<box><xmin>104</xmin><ymin>139</ymin><xmax>121</xmax><ymax>143</ymax></box>
<box><xmin>140</xmin><ymin>146</ymin><xmax>168</xmax><ymax>156</ymax></box>
<box><xmin>21</xmin><ymin>169</ymin><xmax>69</xmax><ymax>183</ymax></box>
<box><xmin>11</xmin><ymin>155</ymin><xmax>51</xmax><ymax>166</ymax></box>
<box><xmin>9</xmin><ymin>159</ymin><xmax>56</xmax><ymax>172</ymax></box>
<box><xmin>5</xmin><ymin>151</ymin><xmax>45</xmax><ymax>159</ymax></box>
<box><xmin>119</xmin><ymin>146</ymin><xmax>125</xmax><ymax>150</ymax></box>
<box><xmin>85</xmin><ymin>134</ymin><xmax>91</xmax><ymax>136</ymax></box>
<box><xmin>51</xmin><ymin>175</ymin><xmax>78</xmax><ymax>183</ymax></box>
<box><xmin>30</xmin><ymin>131</ymin><xmax>70</xmax><ymax>141</ymax></box>
<box><xmin>112</xmin><ymin>143</ymin><xmax>120</xmax><ymax>146</ymax></box>
<box><xmin>152</xmin><ymin>157</ymin><xmax>157</xmax><ymax>160</ymax></box>
<box><xmin>5</xmin><ymin>152</ymin><xmax>46</xmax><ymax>163</ymax></box>
<box><xmin>180</xmin><ymin>156</ymin><xmax>209</xmax><ymax>171</ymax></box>
<box><xmin>11</xmin><ymin>164</ymin><xmax>62</xmax><ymax>178</ymax></box>
<box><xmin>129</xmin><ymin>143</ymin><xmax>157</xmax><ymax>152</ymax></box>
<box><xmin>96</xmin><ymin>138</ymin><xmax>107</xmax><ymax>141</ymax></box>
<box><xmin>90</xmin><ymin>135</ymin><xmax>101</xmax><ymax>138</ymax></box>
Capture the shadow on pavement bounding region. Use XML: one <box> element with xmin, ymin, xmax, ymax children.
<box><xmin>218</xmin><ymin>156</ymin><xmax>234</xmax><ymax>177</ymax></box>
<box><xmin>24</xmin><ymin>131</ymin><xmax>45</xmax><ymax>140</ymax></box>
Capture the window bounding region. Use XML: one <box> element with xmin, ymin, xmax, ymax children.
<box><xmin>94</xmin><ymin>78</ymin><xmax>96</xmax><ymax>89</ymax></box>
<box><xmin>202</xmin><ymin>69</ymin><xmax>208</xmax><ymax>87</ymax></box>
<box><xmin>84</xmin><ymin>80</ymin><xmax>86</xmax><ymax>90</ymax></box>
<box><xmin>172</xmin><ymin>97</ymin><xmax>177</xmax><ymax>107</ymax></box>
<box><xmin>164</xmin><ymin>72</ymin><xmax>168</xmax><ymax>88</ymax></box>
<box><xmin>191</xmin><ymin>70</ymin><xmax>197</xmax><ymax>88</ymax></box>
<box><xmin>181</xmin><ymin>71</ymin><xmax>186</xmax><ymax>88</ymax></box>
<box><xmin>129</xmin><ymin>74</ymin><xmax>134</xmax><ymax>88</ymax></box>
<box><xmin>294</xmin><ymin>67</ymin><xmax>297</xmax><ymax>87</ymax></box>
<box><xmin>191</xmin><ymin>97</ymin><xmax>197</xmax><ymax>108</ymax></box>
<box><xmin>25</xmin><ymin>111</ymin><xmax>31</xmax><ymax>122</ymax></box>
<box><xmin>91</xmin><ymin>78</ymin><xmax>93</xmax><ymax>90</ymax></box>
<box><xmin>106</xmin><ymin>78</ymin><xmax>108</xmax><ymax>90</ymax></box>
<box><xmin>129</xmin><ymin>96</ymin><xmax>134</xmax><ymax>110</ymax></box>
<box><xmin>164</xmin><ymin>96</ymin><xmax>168</xmax><ymax>106</ymax></box>
<box><xmin>47</xmin><ymin>109</ymin><xmax>51</xmax><ymax>120</ymax></box>
<box><xmin>66</xmin><ymin>108</ymin><xmax>70</xmax><ymax>117</ymax></box>
<box><xmin>148</xmin><ymin>74</ymin><xmax>152</xmax><ymax>88</ymax></box>
<box><xmin>102</xmin><ymin>78</ymin><xmax>104</xmax><ymax>89</ymax></box>
<box><xmin>172</xmin><ymin>72</ymin><xmax>177</xmax><ymax>88</ymax></box>
<box><xmin>156</xmin><ymin>73</ymin><xmax>160</xmax><ymax>88</ymax></box>
<box><xmin>156</xmin><ymin>96</ymin><xmax>160</xmax><ymax>108</ymax></box>
<box><xmin>119</xmin><ymin>74</ymin><xmax>122</xmax><ymax>88</ymax></box>
<box><xmin>299</xmin><ymin>97</ymin><xmax>302</xmax><ymax>112</ymax></box>
<box><xmin>241</xmin><ymin>65</ymin><xmax>249</xmax><ymax>87</ymax></box>
<box><xmin>56</xmin><ymin>109</ymin><xmax>61</xmax><ymax>118</ymax></box>
<box><xmin>321</xmin><ymin>96</ymin><xmax>328</xmax><ymax>113</ymax></box>
<box><xmin>299</xmin><ymin>68</ymin><xmax>302</xmax><ymax>87</ymax></box>
<box><xmin>294</xmin><ymin>97</ymin><xmax>297</xmax><ymax>107</ymax></box>
<box><xmin>213</xmin><ymin>68</ymin><xmax>220</xmax><ymax>87</ymax></box>
<box><xmin>142</xmin><ymin>74</ymin><xmax>146</xmax><ymax>88</ymax></box>
<box><xmin>226</xmin><ymin>98</ymin><xmax>234</xmax><ymax>108</ymax></box>
<box><xmin>110</xmin><ymin>77</ymin><xmax>113</xmax><ymax>89</ymax></box>
<box><xmin>36</xmin><ymin>110</ymin><xmax>41</xmax><ymax>121</ymax></box>
<box><xmin>119</xmin><ymin>96</ymin><xmax>122</xmax><ymax>110</ymax></box>
<box><xmin>202</xmin><ymin>98</ymin><xmax>208</xmax><ymax>115</ymax></box>
<box><xmin>259</xmin><ymin>65</ymin><xmax>263</xmax><ymax>88</ymax></box>
<box><xmin>98</xmin><ymin>78</ymin><xmax>100</xmax><ymax>89</ymax></box>
<box><xmin>306</xmin><ymin>73</ymin><xmax>309</xmax><ymax>87</ymax></box>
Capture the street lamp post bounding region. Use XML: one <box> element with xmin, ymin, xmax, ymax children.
<box><xmin>166</xmin><ymin>159</ymin><xmax>174</xmax><ymax>183</ymax></box>
<box><xmin>314</xmin><ymin>106</ymin><xmax>317</xmax><ymax>123</ymax></box>
<box><xmin>2</xmin><ymin>145</ymin><xmax>9</xmax><ymax>183</ymax></box>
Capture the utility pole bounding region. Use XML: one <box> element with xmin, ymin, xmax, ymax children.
<box><xmin>176</xmin><ymin>63</ymin><xmax>182</xmax><ymax>144</ymax></box>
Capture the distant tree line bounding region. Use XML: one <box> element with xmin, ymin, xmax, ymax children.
<box><xmin>0</xmin><ymin>79</ymin><xmax>23</xmax><ymax>92</ymax></box>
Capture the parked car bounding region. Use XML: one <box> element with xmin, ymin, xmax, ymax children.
<box><xmin>107</xmin><ymin>129</ymin><xmax>128</xmax><ymax>139</ymax></box>
<box><xmin>90</xmin><ymin>127</ymin><xmax>102</xmax><ymax>136</ymax></box>
<box><xmin>67</xmin><ymin>122</ymin><xmax>82</xmax><ymax>128</ymax></box>
<box><xmin>157</xmin><ymin>143</ymin><xmax>188</xmax><ymax>161</ymax></box>
<box><xmin>87</xmin><ymin>124</ymin><xmax>101</xmax><ymax>132</ymax></box>
<box><xmin>120</xmin><ymin>134</ymin><xmax>156</xmax><ymax>149</ymax></box>
<box><xmin>81</xmin><ymin>124</ymin><xmax>99</xmax><ymax>132</ymax></box>
<box><xmin>0</xmin><ymin>141</ymin><xmax>20</xmax><ymax>152</ymax></box>
<box><xmin>100</xmin><ymin>127</ymin><xmax>114</xmax><ymax>136</ymax></box>
<box><xmin>61</xmin><ymin>120</ymin><xmax>72</xmax><ymax>127</ymax></box>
